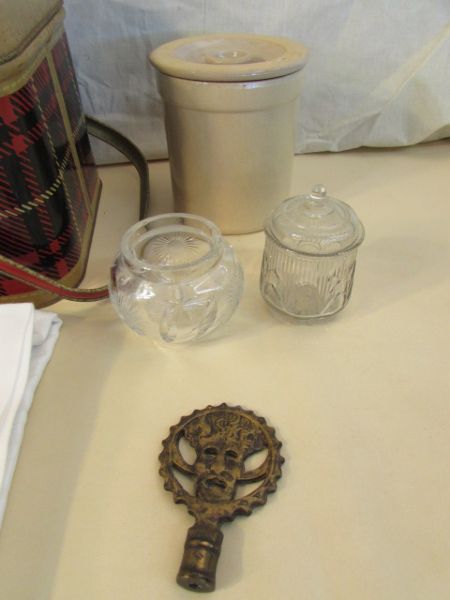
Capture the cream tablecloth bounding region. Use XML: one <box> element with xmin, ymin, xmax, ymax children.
<box><xmin>0</xmin><ymin>142</ymin><xmax>449</xmax><ymax>600</ymax></box>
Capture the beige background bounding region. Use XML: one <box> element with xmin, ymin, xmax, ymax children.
<box><xmin>0</xmin><ymin>143</ymin><xmax>449</xmax><ymax>599</ymax></box>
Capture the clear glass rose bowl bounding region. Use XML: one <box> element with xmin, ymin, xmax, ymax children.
<box><xmin>109</xmin><ymin>214</ymin><xmax>244</xmax><ymax>343</ymax></box>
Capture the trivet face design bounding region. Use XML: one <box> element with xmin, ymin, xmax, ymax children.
<box><xmin>159</xmin><ymin>404</ymin><xmax>284</xmax><ymax>592</ymax></box>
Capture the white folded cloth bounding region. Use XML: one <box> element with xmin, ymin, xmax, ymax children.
<box><xmin>0</xmin><ymin>303</ymin><xmax>61</xmax><ymax>527</ymax></box>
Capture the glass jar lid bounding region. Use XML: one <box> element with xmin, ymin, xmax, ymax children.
<box><xmin>266</xmin><ymin>185</ymin><xmax>365</xmax><ymax>255</ymax></box>
<box><xmin>149</xmin><ymin>33</ymin><xmax>308</xmax><ymax>82</ymax></box>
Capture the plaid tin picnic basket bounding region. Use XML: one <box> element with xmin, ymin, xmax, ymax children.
<box><xmin>0</xmin><ymin>0</ymin><xmax>148</xmax><ymax>307</ymax></box>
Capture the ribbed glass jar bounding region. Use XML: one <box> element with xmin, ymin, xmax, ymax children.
<box><xmin>109</xmin><ymin>214</ymin><xmax>243</xmax><ymax>343</ymax></box>
<box><xmin>260</xmin><ymin>185</ymin><xmax>364</xmax><ymax>319</ymax></box>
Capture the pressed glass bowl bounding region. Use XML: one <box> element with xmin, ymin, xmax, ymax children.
<box><xmin>109</xmin><ymin>213</ymin><xmax>244</xmax><ymax>343</ymax></box>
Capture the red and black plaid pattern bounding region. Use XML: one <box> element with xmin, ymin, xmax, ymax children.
<box><xmin>52</xmin><ymin>34</ymin><xmax>98</xmax><ymax>200</ymax></box>
<box><xmin>0</xmin><ymin>33</ymin><xmax>98</xmax><ymax>297</ymax></box>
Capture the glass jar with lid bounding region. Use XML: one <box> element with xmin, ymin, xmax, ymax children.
<box><xmin>260</xmin><ymin>185</ymin><xmax>365</xmax><ymax>319</ymax></box>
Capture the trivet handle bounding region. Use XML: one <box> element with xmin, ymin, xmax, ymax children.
<box><xmin>177</xmin><ymin>522</ymin><xmax>223</xmax><ymax>593</ymax></box>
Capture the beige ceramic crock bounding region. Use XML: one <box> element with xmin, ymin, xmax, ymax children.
<box><xmin>150</xmin><ymin>34</ymin><xmax>308</xmax><ymax>234</ymax></box>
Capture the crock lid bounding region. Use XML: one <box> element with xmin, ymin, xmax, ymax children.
<box><xmin>149</xmin><ymin>33</ymin><xmax>308</xmax><ymax>82</ymax></box>
<box><xmin>266</xmin><ymin>185</ymin><xmax>365</xmax><ymax>255</ymax></box>
<box><xmin>0</xmin><ymin>0</ymin><xmax>62</xmax><ymax>64</ymax></box>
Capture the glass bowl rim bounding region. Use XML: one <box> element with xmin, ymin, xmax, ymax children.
<box><xmin>121</xmin><ymin>212</ymin><xmax>223</xmax><ymax>273</ymax></box>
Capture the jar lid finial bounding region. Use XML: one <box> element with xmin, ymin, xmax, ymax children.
<box><xmin>310</xmin><ymin>184</ymin><xmax>327</xmax><ymax>199</ymax></box>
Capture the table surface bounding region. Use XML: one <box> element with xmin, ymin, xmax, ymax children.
<box><xmin>0</xmin><ymin>143</ymin><xmax>449</xmax><ymax>600</ymax></box>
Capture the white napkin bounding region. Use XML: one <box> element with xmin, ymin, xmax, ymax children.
<box><xmin>0</xmin><ymin>303</ymin><xmax>61</xmax><ymax>527</ymax></box>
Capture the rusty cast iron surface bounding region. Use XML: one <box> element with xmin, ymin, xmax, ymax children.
<box><xmin>159</xmin><ymin>403</ymin><xmax>284</xmax><ymax>592</ymax></box>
